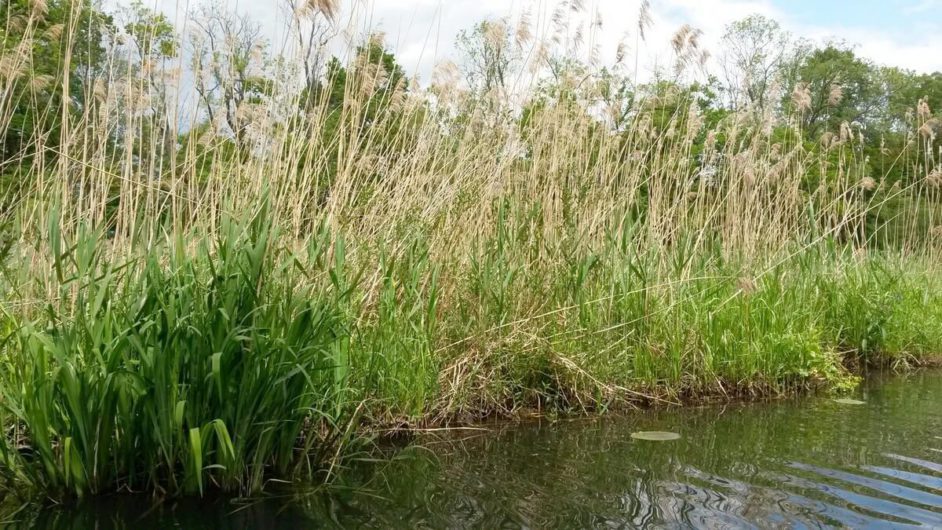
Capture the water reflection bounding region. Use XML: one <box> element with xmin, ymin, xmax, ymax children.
<box><xmin>4</xmin><ymin>371</ymin><xmax>941</xmax><ymax>529</ymax></box>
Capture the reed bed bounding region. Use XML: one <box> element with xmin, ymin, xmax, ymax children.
<box><xmin>0</xmin><ymin>0</ymin><xmax>939</xmax><ymax>499</ymax></box>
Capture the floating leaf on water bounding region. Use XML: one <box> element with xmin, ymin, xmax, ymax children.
<box><xmin>631</xmin><ymin>431</ymin><xmax>680</xmax><ymax>441</ymax></box>
<box><xmin>832</xmin><ymin>398</ymin><xmax>866</xmax><ymax>405</ymax></box>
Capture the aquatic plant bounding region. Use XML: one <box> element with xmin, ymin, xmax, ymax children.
<box><xmin>0</xmin><ymin>207</ymin><xmax>366</xmax><ymax>497</ymax></box>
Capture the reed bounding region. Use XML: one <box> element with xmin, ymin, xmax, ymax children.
<box><xmin>0</xmin><ymin>0</ymin><xmax>939</xmax><ymax>499</ymax></box>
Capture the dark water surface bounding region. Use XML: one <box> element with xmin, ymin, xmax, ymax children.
<box><xmin>4</xmin><ymin>371</ymin><xmax>941</xmax><ymax>529</ymax></box>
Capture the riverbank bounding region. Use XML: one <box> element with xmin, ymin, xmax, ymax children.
<box><xmin>1</xmin><ymin>215</ymin><xmax>941</xmax><ymax>500</ymax></box>
<box><xmin>4</xmin><ymin>369</ymin><xmax>940</xmax><ymax>529</ymax></box>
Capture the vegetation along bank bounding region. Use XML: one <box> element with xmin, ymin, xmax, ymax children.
<box><xmin>0</xmin><ymin>0</ymin><xmax>940</xmax><ymax>500</ymax></box>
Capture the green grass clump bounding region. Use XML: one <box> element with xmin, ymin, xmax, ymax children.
<box><xmin>818</xmin><ymin>256</ymin><xmax>942</xmax><ymax>366</ymax></box>
<box><xmin>0</xmin><ymin>210</ymin><xmax>363</xmax><ymax>497</ymax></box>
<box><xmin>427</xmin><ymin>225</ymin><xmax>942</xmax><ymax>416</ymax></box>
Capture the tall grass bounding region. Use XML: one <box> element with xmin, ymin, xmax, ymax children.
<box><xmin>0</xmin><ymin>204</ymin><xmax>372</xmax><ymax>497</ymax></box>
<box><xmin>0</xmin><ymin>0</ymin><xmax>939</xmax><ymax>499</ymax></box>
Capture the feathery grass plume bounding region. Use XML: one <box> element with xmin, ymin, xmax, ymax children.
<box><xmin>615</xmin><ymin>39</ymin><xmax>628</xmax><ymax>65</ymax></box>
<box><xmin>737</xmin><ymin>276</ymin><xmax>757</xmax><ymax>295</ymax></box>
<box><xmin>515</xmin><ymin>11</ymin><xmax>532</xmax><ymax>48</ymax></box>
<box><xmin>530</xmin><ymin>41</ymin><xmax>550</xmax><ymax>73</ymax></box>
<box><xmin>6</xmin><ymin>14</ymin><xmax>25</xmax><ymax>34</ymax></box>
<box><xmin>574</xmin><ymin>23</ymin><xmax>585</xmax><ymax>51</ymax></box>
<box><xmin>29</xmin><ymin>0</ymin><xmax>48</xmax><ymax>18</ymax></box>
<box><xmin>671</xmin><ymin>24</ymin><xmax>692</xmax><ymax>54</ymax></box>
<box><xmin>859</xmin><ymin>177</ymin><xmax>876</xmax><ymax>191</ymax></box>
<box><xmin>0</xmin><ymin>56</ymin><xmax>23</xmax><ymax>81</ymax></box>
<box><xmin>483</xmin><ymin>19</ymin><xmax>508</xmax><ymax>53</ymax></box>
<box><xmin>919</xmin><ymin>118</ymin><xmax>939</xmax><ymax>140</ymax></box>
<box><xmin>670</xmin><ymin>24</ymin><xmax>704</xmax><ymax>74</ymax></box>
<box><xmin>839</xmin><ymin>121</ymin><xmax>853</xmax><ymax>143</ymax></box>
<box><xmin>306</xmin><ymin>0</ymin><xmax>339</xmax><ymax>21</ymax></box>
<box><xmin>827</xmin><ymin>84</ymin><xmax>843</xmax><ymax>106</ymax></box>
<box><xmin>388</xmin><ymin>78</ymin><xmax>408</xmax><ymax>111</ymax></box>
<box><xmin>43</xmin><ymin>23</ymin><xmax>65</xmax><ymax>41</ymax></box>
<box><xmin>551</xmin><ymin>3</ymin><xmax>567</xmax><ymax>32</ymax></box>
<box><xmin>589</xmin><ymin>41</ymin><xmax>601</xmax><ymax>67</ymax></box>
<box><xmin>638</xmin><ymin>0</ymin><xmax>652</xmax><ymax>40</ymax></box>
<box><xmin>688</xmin><ymin>27</ymin><xmax>702</xmax><ymax>49</ymax></box>
<box><xmin>91</xmin><ymin>78</ymin><xmax>108</xmax><ymax>102</ymax></box>
<box><xmin>28</xmin><ymin>74</ymin><xmax>53</xmax><ymax>92</ymax></box>
<box><xmin>792</xmin><ymin>81</ymin><xmax>812</xmax><ymax>113</ymax></box>
<box><xmin>917</xmin><ymin>97</ymin><xmax>932</xmax><ymax>120</ymax></box>
<box><xmin>698</xmin><ymin>49</ymin><xmax>710</xmax><ymax>67</ymax></box>
<box><xmin>927</xmin><ymin>168</ymin><xmax>942</xmax><ymax>188</ymax></box>
<box><xmin>685</xmin><ymin>104</ymin><xmax>703</xmax><ymax>142</ymax></box>
<box><xmin>431</xmin><ymin>60</ymin><xmax>460</xmax><ymax>91</ymax></box>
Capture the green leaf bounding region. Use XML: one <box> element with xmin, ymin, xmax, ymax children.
<box><xmin>189</xmin><ymin>428</ymin><xmax>203</xmax><ymax>494</ymax></box>
<box><xmin>174</xmin><ymin>400</ymin><xmax>186</xmax><ymax>429</ymax></box>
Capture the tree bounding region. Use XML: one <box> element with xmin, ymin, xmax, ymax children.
<box><xmin>189</xmin><ymin>1</ymin><xmax>274</xmax><ymax>154</ymax></box>
<box><xmin>456</xmin><ymin>19</ymin><xmax>521</xmax><ymax>98</ymax></box>
<box><xmin>283</xmin><ymin>0</ymin><xmax>339</xmax><ymax>108</ymax></box>
<box><xmin>879</xmin><ymin>68</ymin><xmax>942</xmax><ymax>131</ymax></box>
<box><xmin>595</xmin><ymin>67</ymin><xmax>636</xmax><ymax>131</ymax></box>
<box><xmin>785</xmin><ymin>44</ymin><xmax>880</xmax><ymax>138</ymax></box>
<box><xmin>319</xmin><ymin>34</ymin><xmax>408</xmax><ymax>126</ymax></box>
<box><xmin>118</xmin><ymin>1</ymin><xmax>179</xmax><ymax>161</ymax></box>
<box><xmin>301</xmin><ymin>34</ymin><xmax>418</xmax><ymax>197</ymax></box>
<box><xmin>867</xmin><ymin>68</ymin><xmax>942</xmax><ymax>184</ymax></box>
<box><xmin>719</xmin><ymin>15</ymin><xmax>797</xmax><ymax>113</ymax></box>
<box><xmin>0</xmin><ymin>0</ymin><xmax>112</xmax><ymax>171</ymax></box>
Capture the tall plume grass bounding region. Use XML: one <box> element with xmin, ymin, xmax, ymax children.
<box><xmin>0</xmin><ymin>0</ymin><xmax>939</xmax><ymax>499</ymax></box>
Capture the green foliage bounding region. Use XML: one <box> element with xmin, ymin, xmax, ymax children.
<box><xmin>786</xmin><ymin>45</ymin><xmax>881</xmax><ymax>137</ymax></box>
<box><xmin>866</xmin><ymin>192</ymin><xmax>942</xmax><ymax>249</ymax></box>
<box><xmin>353</xmin><ymin>236</ymin><xmax>440</xmax><ymax>418</ymax></box>
<box><xmin>0</xmin><ymin>0</ymin><xmax>112</xmax><ymax>166</ymax></box>
<box><xmin>455</xmin><ymin>19</ymin><xmax>520</xmax><ymax>95</ymax></box>
<box><xmin>317</xmin><ymin>37</ymin><xmax>408</xmax><ymax>124</ymax></box>
<box><xmin>124</xmin><ymin>1</ymin><xmax>177</xmax><ymax>59</ymax></box>
<box><xmin>0</xmin><ymin>208</ymin><xmax>364</xmax><ymax>498</ymax></box>
<box><xmin>297</xmin><ymin>36</ymin><xmax>425</xmax><ymax>203</ymax></box>
<box><xmin>879</xmin><ymin>69</ymin><xmax>942</xmax><ymax>130</ymax></box>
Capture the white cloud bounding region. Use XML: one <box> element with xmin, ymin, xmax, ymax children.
<box><xmin>791</xmin><ymin>22</ymin><xmax>942</xmax><ymax>73</ymax></box>
<box><xmin>125</xmin><ymin>0</ymin><xmax>942</xmax><ymax>79</ymax></box>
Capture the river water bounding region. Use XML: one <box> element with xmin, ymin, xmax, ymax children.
<box><xmin>5</xmin><ymin>371</ymin><xmax>941</xmax><ymax>529</ymax></box>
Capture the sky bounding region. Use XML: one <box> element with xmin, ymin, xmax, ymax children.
<box><xmin>138</xmin><ymin>0</ymin><xmax>942</xmax><ymax>83</ymax></box>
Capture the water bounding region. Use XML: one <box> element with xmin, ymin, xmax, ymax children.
<box><xmin>4</xmin><ymin>371</ymin><xmax>941</xmax><ymax>529</ymax></box>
